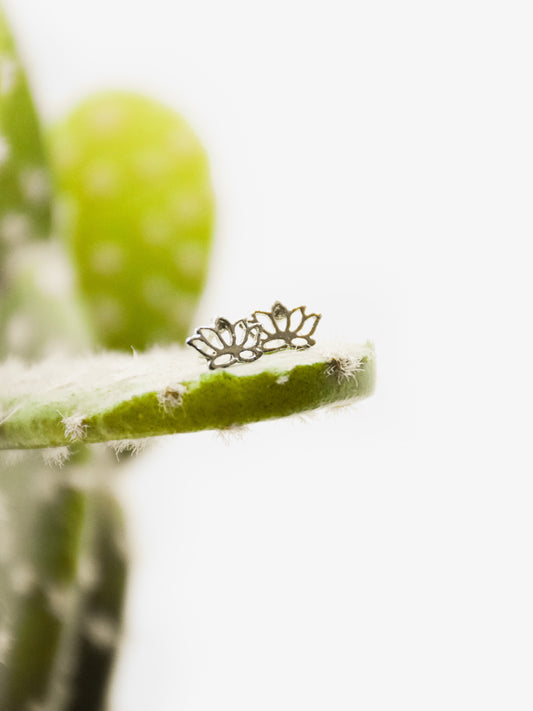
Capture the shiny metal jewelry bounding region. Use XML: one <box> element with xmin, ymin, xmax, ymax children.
<box><xmin>186</xmin><ymin>316</ymin><xmax>264</xmax><ymax>370</ymax></box>
<box><xmin>249</xmin><ymin>301</ymin><xmax>321</xmax><ymax>353</ymax></box>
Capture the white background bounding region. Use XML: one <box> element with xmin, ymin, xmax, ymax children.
<box><xmin>4</xmin><ymin>1</ymin><xmax>533</xmax><ymax>709</ymax></box>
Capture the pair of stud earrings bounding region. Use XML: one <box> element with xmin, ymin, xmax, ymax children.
<box><xmin>187</xmin><ymin>301</ymin><xmax>321</xmax><ymax>370</ymax></box>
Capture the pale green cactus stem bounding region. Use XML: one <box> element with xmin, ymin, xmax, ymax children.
<box><xmin>0</xmin><ymin>7</ymin><xmax>51</xmax><ymax>263</ymax></box>
<box><xmin>64</xmin><ymin>490</ymin><xmax>128</xmax><ymax>711</ymax></box>
<box><xmin>0</xmin><ymin>451</ymin><xmax>128</xmax><ymax>711</ymax></box>
<box><xmin>0</xmin><ymin>9</ymin><xmax>128</xmax><ymax>710</ymax></box>
<box><xmin>0</xmin><ymin>7</ymin><xmax>80</xmax><ymax>362</ymax></box>
<box><xmin>0</xmin><ymin>455</ymin><xmax>87</xmax><ymax>710</ymax></box>
<box><xmin>0</xmin><ymin>342</ymin><xmax>375</xmax><ymax>450</ymax></box>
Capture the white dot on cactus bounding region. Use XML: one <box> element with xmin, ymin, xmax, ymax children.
<box><xmin>20</xmin><ymin>167</ymin><xmax>50</xmax><ymax>204</ymax></box>
<box><xmin>276</xmin><ymin>374</ymin><xmax>290</xmax><ymax>385</ymax></box>
<box><xmin>108</xmin><ymin>438</ymin><xmax>147</xmax><ymax>458</ymax></box>
<box><xmin>133</xmin><ymin>149</ymin><xmax>170</xmax><ymax>180</ymax></box>
<box><xmin>142</xmin><ymin>213</ymin><xmax>172</xmax><ymax>245</ymax></box>
<box><xmin>87</xmin><ymin>100</ymin><xmax>125</xmax><ymax>134</ymax></box>
<box><xmin>6</xmin><ymin>314</ymin><xmax>35</xmax><ymax>351</ymax></box>
<box><xmin>83</xmin><ymin>161</ymin><xmax>120</xmax><ymax>196</ymax></box>
<box><xmin>157</xmin><ymin>383</ymin><xmax>187</xmax><ymax>411</ymax></box>
<box><xmin>0</xmin><ymin>55</ymin><xmax>18</xmax><ymax>95</ymax></box>
<box><xmin>326</xmin><ymin>355</ymin><xmax>363</xmax><ymax>382</ymax></box>
<box><xmin>46</xmin><ymin>584</ymin><xmax>75</xmax><ymax>619</ymax></box>
<box><xmin>142</xmin><ymin>275</ymin><xmax>174</xmax><ymax>308</ymax></box>
<box><xmin>61</xmin><ymin>413</ymin><xmax>88</xmax><ymax>442</ymax></box>
<box><xmin>93</xmin><ymin>295</ymin><xmax>125</xmax><ymax>329</ymax></box>
<box><xmin>89</xmin><ymin>243</ymin><xmax>125</xmax><ymax>275</ymax></box>
<box><xmin>175</xmin><ymin>241</ymin><xmax>205</xmax><ymax>278</ymax></box>
<box><xmin>10</xmin><ymin>562</ymin><xmax>37</xmax><ymax>595</ymax></box>
<box><xmin>84</xmin><ymin>613</ymin><xmax>119</xmax><ymax>649</ymax></box>
<box><xmin>0</xmin><ymin>133</ymin><xmax>10</xmax><ymax>166</ymax></box>
<box><xmin>0</xmin><ymin>626</ymin><xmax>12</xmax><ymax>665</ymax></box>
<box><xmin>42</xmin><ymin>446</ymin><xmax>70</xmax><ymax>468</ymax></box>
<box><xmin>0</xmin><ymin>212</ymin><xmax>33</xmax><ymax>245</ymax></box>
<box><xmin>168</xmin><ymin>127</ymin><xmax>199</xmax><ymax>157</ymax></box>
<box><xmin>171</xmin><ymin>192</ymin><xmax>205</xmax><ymax>225</ymax></box>
<box><xmin>34</xmin><ymin>246</ymin><xmax>74</xmax><ymax>297</ymax></box>
<box><xmin>78</xmin><ymin>557</ymin><xmax>100</xmax><ymax>590</ymax></box>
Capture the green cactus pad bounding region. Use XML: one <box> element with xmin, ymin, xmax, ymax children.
<box><xmin>64</xmin><ymin>489</ymin><xmax>128</xmax><ymax>711</ymax></box>
<box><xmin>49</xmin><ymin>91</ymin><xmax>215</xmax><ymax>351</ymax></box>
<box><xmin>0</xmin><ymin>457</ymin><xmax>86</xmax><ymax>711</ymax></box>
<box><xmin>0</xmin><ymin>343</ymin><xmax>375</xmax><ymax>450</ymax></box>
<box><xmin>0</xmin><ymin>7</ymin><xmax>52</xmax><ymax>264</ymax></box>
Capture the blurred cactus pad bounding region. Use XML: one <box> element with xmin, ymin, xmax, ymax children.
<box><xmin>0</xmin><ymin>7</ymin><xmax>51</xmax><ymax>260</ymax></box>
<box><xmin>49</xmin><ymin>91</ymin><xmax>215</xmax><ymax>350</ymax></box>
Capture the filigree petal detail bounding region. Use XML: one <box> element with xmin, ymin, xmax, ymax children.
<box><xmin>216</xmin><ymin>321</ymin><xmax>234</xmax><ymax>346</ymax></box>
<box><xmin>252</xmin><ymin>302</ymin><xmax>321</xmax><ymax>352</ymax></box>
<box><xmin>188</xmin><ymin>316</ymin><xmax>266</xmax><ymax>369</ymax></box>
<box><xmin>233</xmin><ymin>320</ymin><xmax>248</xmax><ymax>346</ymax></box>
<box><xmin>197</xmin><ymin>327</ymin><xmax>225</xmax><ymax>350</ymax></box>
<box><xmin>252</xmin><ymin>311</ymin><xmax>277</xmax><ymax>335</ymax></box>
<box><xmin>262</xmin><ymin>337</ymin><xmax>287</xmax><ymax>352</ymax></box>
<box><xmin>273</xmin><ymin>313</ymin><xmax>288</xmax><ymax>332</ymax></box>
<box><xmin>289</xmin><ymin>307</ymin><xmax>305</xmax><ymax>332</ymax></box>
<box><xmin>298</xmin><ymin>313</ymin><xmax>321</xmax><ymax>337</ymax></box>
<box><xmin>242</xmin><ymin>325</ymin><xmax>262</xmax><ymax>349</ymax></box>
<box><xmin>239</xmin><ymin>348</ymin><xmax>262</xmax><ymax>362</ymax></box>
<box><xmin>187</xmin><ymin>337</ymin><xmax>218</xmax><ymax>358</ymax></box>
<box><xmin>211</xmin><ymin>353</ymin><xmax>235</xmax><ymax>369</ymax></box>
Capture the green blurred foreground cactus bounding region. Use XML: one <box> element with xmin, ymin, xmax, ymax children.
<box><xmin>0</xmin><ymin>6</ymin><xmax>375</xmax><ymax>710</ymax></box>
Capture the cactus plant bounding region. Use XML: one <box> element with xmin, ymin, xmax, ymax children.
<box><xmin>0</xmin><ymin>341</ymin><xmax>375</xmax><ymax>450</ymax></box>
<box><xmin>0</xmin><ymin>6</ymin><xmax>375</xmax><ymax>710</ymax></box>
<box><xmin>0</xmin><ymin>7</ymin><xmax>50</xmax><ymax>253</ymax></box>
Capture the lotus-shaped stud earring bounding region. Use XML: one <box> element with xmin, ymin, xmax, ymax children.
<box><xmin>250</xmin><ymin>301</ymin><xmax>321</xmax><ymax>353</ymax></box>
<box><xmin>186</xmin><ymin>317</ymin><xmax>263</xmax><ymax>369</ymax></box>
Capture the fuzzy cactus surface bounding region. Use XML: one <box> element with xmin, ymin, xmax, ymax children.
<box><xmin>0</xmin><ymin>342</ymin><xmax>375</xmax><ymax>450</ymax></box>
<box><xmin>0</xmin><ymin>5</ymin><xmax>375</xmax><ymax>711</ymax></box>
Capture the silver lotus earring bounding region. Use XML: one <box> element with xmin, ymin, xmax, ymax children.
<box><xmin>187</xmin><ymin>316</ymin><xmax>264</xmax><ymax>370</ymax></box>
<box><xmin>250</xmin><ymin>301</ymin><xmax>321</xmax><ymax>353</ymax></box>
